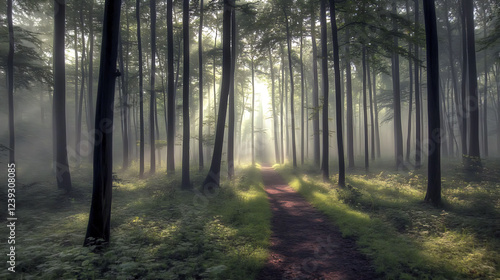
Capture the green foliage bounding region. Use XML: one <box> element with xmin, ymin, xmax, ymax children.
<box><xmin>274</xmin><ymin>162</ymin><xmax>500</xmax><ymax>280</ymax></box>
<box><xmin>0</xmin><ymin>166</ymin><xmax>270</xmax><ymax>280</ymax></box>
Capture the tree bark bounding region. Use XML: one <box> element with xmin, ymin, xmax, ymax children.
<box><xmin>392</xmin><ymin>2</ymin><xmax>404</xmax><ymax>170</ymax></box>
<box><xmin>7</xmin><ymin>0</ymin><xmax>15</xmax><ymax>163</ymax></box>
<box><xmin>415</xmin><ymin>0</ymin><xmax>422</xmax><ymax>168</ymax></box>
<box><xmin>228</xmin><ymin>1</ymin><xmax>236</xmax><ymax>178</ymax></box>
<box><xmin>182</xmin><ymin>0</ymin><xmax>190</xmax><ymax>188</ymax></box>
<box><xmin>311</xmin><ymin>9</ymin><xmax>320</xmax><ymax>167</ymax></box>
<box><xmin>320</xmin><ymin>0</ymin><xmax>329</xmax><ymax>181</ymax></box>
<box><xmin>423</xmin><ymin>0</ymin><xmax>441</xmax><ymax>206</ymax></box>
<box><xmin>167</xmin><ymin>0</ymin><xmax>175</xmax><ymax>173</ymax></box>
<box><xmin>270</xmin><ymin>48</ymin><xmax>280</xmax><ymax>164</ymax></box>
<box><xmin>199</xmin><ymin>0</ymin><xmax>204</xmax><ymax>170</ymax></box>
<box><xmin>136</xmin><ymin>0</ymin><xmax>145</xmax><ymax>176</ymax></box>
<box><xmin>329</xmin><ymin>0</ymin><xmax>345</xmax><ymax>186</ymax></box>
<box><xmin>119</xmin><ymin>31</ymin><xmax>129</xmax><ymax>170</ymax></box>
<box><xmin>53</xmin><ymin>0</ymin><xmax>72</xmax><ymax>191</ymax></box>
<box><xmin>300</xmin><ymin>23</ymin><xmax>305</xmax><ymax>165</ymax></box>
<box><xmin>345</xmin><ymin>29</ymin><xmax>355</xmax><ymax>167</ymax></box>
<box><xmin>362</xmin><ymin>46</ymin><xmax>369</xmax><ymax>169</ymax></box>
<box><xmin>150</xmin><ymin>0</ymin><xmax>157</xmax><ymax>174</ymax></box>
<box><xmin>251</xmin><ymin>57</ymin><xmax>255</xmax><ymax>165</ymax></box>
<box><xmin>284</xmin><ymin>8</ymin><xmax>297</xmax><ymax>168</ymax></box>
<box><xmin>84</xmin><ymin>0</ymin><xmax>121</xmax><ymax>246</ymax></box>
<box><xmin>367</xmin><ymin>57</ymin><xmax>375</xmax><ymax>160</ymax></box>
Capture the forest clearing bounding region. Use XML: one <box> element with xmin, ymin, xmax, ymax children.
<box><xmin>1</xmin><ymin>0</ymin><xmax>499</xmax><ymax>278</ymax></box>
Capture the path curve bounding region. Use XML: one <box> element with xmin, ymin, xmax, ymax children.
<box><xmin>257</xmin><ymin>166</ymin><xmax>377</xmax><ymax>280</ymax></box>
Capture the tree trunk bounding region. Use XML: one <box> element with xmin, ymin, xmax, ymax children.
<box><xmin>423</xmin><ymin>0</ymin><xmax>441</xmax><ymax>206</ymax></box>
<box><xmin>196</xmin><ymin>11</ymin><xmax>205</xmax><ymax>165</ymax></box>
<box><xmin>464</xmin><ymin>0</ymin><xmax>481</xmax><ymax>166</ymax></box>
<box><xmin>483</xmin><ymin>14</ymin><xmax>488</xmax><ymax>157</ymax></box>
<box><xmin>167</xmin><ymin>0</ymin><xmax>175</xmax><ymax>173</ymax></box>
<box><xmin>320</xmin><ymin>0</ymin><xmax>329</xmax><ymax>181</ymax></box>
<box><xmin>329</xmin><ymin>0</ymin><xmax>345</xmax><ymax>186</ymax></box>
<box><xmin>228</xmin><ymin>1</ymin><xmax>236</xmax><ymax>178</ymax></box>
<box><xmin>311</xmin><ymin>9</ymin><xmax>320</xmax><ymax>167</ymax></box>
<box><xmin>405</xmin><ymin>0</ymin><xmax>413</xmax><ymax>163</ymax></box>
<box><xmin>280</xmin><ymin>53</ymin><xmax>284</xmax><ymax>164</ymax></box>
<box><xmin>284</xmin><ymin>8</ymin><xmax>297</xmax><ymax>168</ymax></box>
<box><xmin>87</xmin><ymin>1</ymin><xmax>95</xmax><ymax>161</ymax></box>
<box><xmin>300</xmin><ymin>23</ymin><xmax>305</xmax><ymax>165</ymax></box>
<box><xmin>119</xmin><ymin>31</ymin><xmax>129</xmax><ymax>170</ymax></box>
<box><xmin>251</xmin><ymin>57</ymin><xmax>255</xmax><ymax>165</ymax></box>
<box><xmin>149</xmin><ymin>0</ymin><xmax>156</xmax><ymax>173</ymax></box>
<box><xmin>460</xmin><ymin>2</ymin><xmax>468</xmax><ymax>156</ymax></box>
<box><xmin>362</xmin><ymin>46</ymin><xmax>369</xmax><ymax>169</ymax></box>
<box><xmin>203</xmin><ymin>0</ymin><xmax>232</xmax><ymax>188</ymax></box>
<box><xmin>392</xmin><ymin>2</ymin><xmax>404</xmax><ymax>170</ymax></box>
<box><xmin>7</xmin><ymin>0</ymin><xmax>15</xmax><ymax>163</ymax></box>
<box><xmin>84</xmin><ymin>0</ymin><xmax>121</xmax><ymax>246</ymax></box>
<box><xmin>182</xmin><ymin>0</ymin><xmax>190</xmax><ymax>188</ymax></box>
<box><xmin>53</xmin><ymin>0</ymin><xmax>72</xmax><ymax>191</ymax></box>
<box><xmin>344</xmin><ymin>29</ymin><xmax>355</xmax><ymax>167</ymax></box>
<box><xmin>367</xmin><ymin>57</ymin><xmax>375</xmax><ymax>160</ymax></box>
<box><xmin>136</xmin><ymin>0</ymin><xmax>145</xmax><ymax>176</ymax></box>
<box><xmin>415</xmin><ymin>0</ymin><xmax>422</xmax><ymax>168</ymax></box>
<box><xmin>270</xmin><ymin>48</ymin><xmax>280</xmax><ymax>164</ymax></box>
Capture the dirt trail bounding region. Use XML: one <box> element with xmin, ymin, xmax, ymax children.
<box><xmin>256</xmin><ymin>166</ymin><xmax>377</xmax><ymax>280</ymax></box>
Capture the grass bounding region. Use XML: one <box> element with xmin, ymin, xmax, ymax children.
<box><xmin>0</xmin><ymin>164</ymin><xmax>270</xmax><ymax>280</ymax></box>
<box><xmin>274</xmin><ymin>159</ymin><xmax>500</xmax><ymax>280</ymax></box>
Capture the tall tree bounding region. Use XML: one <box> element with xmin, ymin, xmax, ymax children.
<box><xmin>87</xmin><ymin>0</ymin><xmax>95</xmax><ymax>160</ymax></box>
<box><xmin>167</xmin><ymin>0</ymin><xmax>175</xmax><ymax>173</ymax></box>
<box><xmin>150</xmin><ymin>0</ymin><xmax>156</xmax><ymax>174</ymax></box>
<box><xmin>182</xmin><ymin>0</ymin><xmax>190</xmax><ymax>188</ymax></box>
<box><xmin>464</xmin><ymin>0</ymin><xmax>481</xmax><ymax>166</ymax></box>
<box><xmin>136</xmin><ymin>0</ymin><xmax>145</xmax><ymax>177</ymax></box>
<box><xmin>311</xmin><ymin>7</ymin><xmax>320</xmax><ymax>167</ymax></box>
<box><xmin>300</xmin><ymin>23</ymin><xmax>305</xmax><ymax>165</ymax></box>
<box><xmin>320</xmin><ymin>0</ymin><xmax>329</xmax><ymax>181</ymax></box>
<box><xmin>345</xmin><ymin>28</ymin><xmax>355</xmax><ymax>167</ymax></box>
<box><xmin>199</xmin><ymin>0</ymin><xmax>204</xmax><ymax>170</ymax></box>
<box><xmin>53</xmin><ymin>0</ymin><xmax>72</xmax><ymax>192</ymax></box>
<box><xmin>7</xmin><ymin>0</ymin><xmax>15</xmax><ymax>164</ymax></box>
<box><xmin>329</xmin><ymin>0</ymin><xmax>345</xmax><ymax>187</ymax></box>
<box><xmin>284</xmin><ymin>7</ymin><xmax>297</xmax><ymax>168</ymax></box>
<box><xmin>228</xmin><ymin>0</ymin><xmax>236</xmax><ymax>178</ymax></box>
<box><xmin>119</xmin><ymin>31</ymin><xmax>129</xmax><ymax>170</ymax></box>
<box><xmin>423</xmin><ymin>0</ymin><xmax>441</xmax><ymax>206</ymax></box>
<box><xmin>270</xmin><ymin>48</ymin><xmax>280</xmax><ymax>163</ymax></box>
<box><xmin>392</xmin><ymin>2</ymin><xmax>404</xmax><ymax>170</ymax></box>
<box><xmin>415</xmin><ymin>0</ymin><xmax>422</xmax><ymax>168</ymax></box>
<box><xmin>362</xmin><ymin>46</ymin><xmax>369</xmax><ymax>169</ymax></box>
<box><xmin>84</xmin><ymin>0</ymin><xmax>121</xmax><ymax>246</ymax></box>
<box><xmin>203</xmin><ymin>0</ymin><xmax>232</xmax><ymax>188</ymax></box>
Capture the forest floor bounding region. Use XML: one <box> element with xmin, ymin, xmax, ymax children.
<box><xmin>256</xmin><ymin>166</ymin><xmax>377</xmax><ymax>280</ymax></box>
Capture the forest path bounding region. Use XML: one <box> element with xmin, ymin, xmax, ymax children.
<box><xmin>256</xmin><ymin>166</ymin><xmax>377</xmax><ymax>280</ymax></box>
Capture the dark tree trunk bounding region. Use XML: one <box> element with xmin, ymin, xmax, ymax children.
<box><xmin>320</xmin><ymin>0</ymin><xmax>329</xmax><ymax>181</ymax></box>
<box><xmin>373</xmin><ymin>71</ymin><xmax>381</xmax><ymax>158</ymax></box>
<box><xmin>482</xmin><ymin>15</ymin><xmax>488</xmax><ymax>157</ymax></box>
<box><xmin>150</xmin><ymin>0</ymin><xmax>156</xmax><ymax>174</ymax></box>
<box><xmin>119</xmin><ymin>32</ymin><xmax>129</xmax><ymax>170</ymax></box>
<box><xmin>53</xmin><ymin>0</ymin><xmax>72</xmax><ymax>191</ymax></box>
<box><xmin>460</xmin><ymin>2</ymin><xmax>468</xmax><ymax>156</ymax></box>
<box><xmin>270</xmin><ymin>48</ymin><xmax>280</xmax><ymax>164</ymax></box>
<box><xmin>228</xmin><ymin>1</ymin><xmax>236</xmax><ymax>178</ymax></box>
<box><xmin>464</xmin><ymin>0</ymin><xmax>481</xmax><ymax>165</ymax></box>
<box><xmin>280</xmin><ymin>53</ymin><xmax>284</xmax><ymax>164</ymax></box>
<box><xmin>423</xmin><ymin>0</ymin><xmax>441</xmax><ymax>206</ymax></box>
<box><xmin>87</xmin><ymin>1</ymin><xmax>95</xmax><ymax>161</ymax></box>
<box><xmin>251</xmin><ymin>57</ymin><xmax>255</xmax><ymax>165</ymax></box>
<box><xmin>77</xmin><ymin>9</ymin><xmax>87</xmax><ymax>160</ymax></box>
<box><xmin>311</xmin><ymin>9</ymin><xmax>320</xmax><ymax>167</ymax></box>
<box><xmin>84</xmin><ymin>0</ymin><xmax>121</xmax><ymax>246</ymax></box>
<box><xmin>367</xmin><ymin>57</ymin><xmax>375</xmax><ymax>160</ymax></box>
<box><xmin>392</xmin><ymin>2</ymin><xmax>404</xmax><ymax>170</ymax></box>
<box><xmin>345</xmin><ymin>29</ymin><xmax>354</xmax><ymax>167</ymax></box>
<box><xmin>405</xmin><ymin>0</ymin><xmax>413</xmax><ymax>163</ymax></box>
<box><xmin>74</xmin><ymin>18</ymin><xmax>79</xmax><ymax>148</ymax></box>
<box><xmin>415</xmin><ymin>0</ymin><xmax>422</xmax><ymax>168</ymax></box>
<box><xmin>284</xmin><ymin>8</ymin><xmax>297</xmax><ymax>168</ymax></box>
<box><xmin>300</xmin><ymin>24</ymin><xmax>305</xmax><ymax>165</ymax></box>
<box><xmin>329</xmin><ymin>0</ymin><xmax>345</xmax><ymax>186</ymax></box>
<box><xmin>136</xmin><ymin>0</ymin><xmax>145</xmax><ymax>176</ymax></box>
<box><xmin>203</xmin><ymin>0</ymin><xmax>232</xmax><ymax>188</ymax></box>
<box><xmin>7</xmin><ymin>0</ymin><xmax>15</xmax><ymax>163</ymax></box>
<box><xmin>362</xmin><ymin>46</ymin><xmax>369</xmax><ymax>169</ymax></box>
<box><xmin>167</xmin><ymin>0</ymin><xmax>175</xmax><ymax>173</ymax></box>
<box><xmin>182</xmin><ymin>0</ymin><xmax>190</xmax><ymax>188</ymax></box>
<box><xmin>199</xmin><ymin>0</ymin><xmax>204</xmax><ymax>170</ymax></box>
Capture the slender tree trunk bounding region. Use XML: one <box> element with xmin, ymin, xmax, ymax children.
<box><xmin>460</xmin><ymin>2</ymin><xmax>468</xmax><ymax>156</ymax></box>
<box><xmin>74</xmin><ymin>18</ymin><xmax>79</xmax><ymax>146</ymax></box>
<box><xmin>203</xmin><ymin>0</ymin><xmax>232</xmax><ymax>187</ymax></box>
<box><xmin>280</xmin><ymin>54</ymin><xmax>284</xmax><ymax>164</ymax></box>
<box><xmin>53</xmin><ymin>0</ymin><xmax>72</xmax><ymax>191</ymax></box>
<box><xmin>311</xmin><ymin>10</ymin><xmax>320</xmax><ymax>167</ymax></box>
<box><xmin>329</xmin><ymin>0</ymin><xmax>345</xmax><ymax>186</ymax></box>
<box><xmin>119</xmin><ymin>32</ymin><xmax>129</xmax><ymax>170</ymax></box>
<box><xmin>77</xmin><ymin>10</ymin><xmax>87</xmax><ymax>160</ymax></box>
<box><xmin>415</xmin><ymin>0</ymin><xmax>422</xmax><ymax>168</ymax></box>
<box><xmin>87</xmin><ymin>1</ymin><xmax>95</xmax><ymax>161</ymax></box>
<box><xmin>362</xmin><ymin>46</ymin><xmax>369</xmax><ymax>169</ymax></box>
<box><xmin>392</xmin><ymin>2</ymin><xmax>404</xmax><ymax>169</ymax></box>
<box><xmin>405</xmin><ymin>0</ymin><xmax>413</xmax><ymax>163</ymax></box>
<box><xmin>270</xmin><ymin>48</ymin><xmax>280</xmax><ymax>164</ymax></box>
<box><xmin>181</xmin><ymin>0</ymin><xmax>190</xmax><ymax>188</ymax></box>
<box><xmin>167</xmin><ymin>0</ymin><xmax>175</xmax><ymax>172</ymax></box>
<box><xmin>464</xmin><ymin>0</ymin><xmax>481</xmax><ymax>165</ymax></box>
<box><xmin>136</xmin><ymin>0</ymin><xmax>145</xmax><ymax>176</ymax></box>
<box><xmin>320</xmin><ymin>0</ymin><xmax>329</xmax><ymax>181</ymax></box>
<box><xmin>373</xmin><ymin>71</ymin><xmax>381</xmax><ymax>158</ymax></box>
<box><xmin>367</xmin><ymin>57</ymin><xmax>375</xmax><ymax>160</ymax></box>
<box><xmin>7</xmin><ymin>0</ymin><xmax>15</xmax><ymax>163</ymax></box>
<box><xmin>483</xmin><ymin>15</ymin><xmax>488</xmax><ymax>157</ymax></box>
<box><xmin>199</xmin><ymin>0</ymin><xmax>204</xmax><ymax>170</ymax></box>
<box><xmin>423</xmin><ymin>0</ymin><xmax>441</xmax><ymax>206</ymax></box>
<box><xmin>228</xmin><ymin>1</ymin><xmax>236</xmax><ymax>178</ymax></box>
<box><xmin>284</xmin><ymin>8</ymin><xmax>297</xmax><ymax>168</ymax></box>
<box><xmin>300</xmin><ymin>24</ymin><xmax>305</xmax><ymax>165</ymax></box>
<box><xmin>149</xmin><ymin>0</ymin><xmax>156</xmax><ymax>173</ymax></box>
<box><xmin>345</xmin><ymin>29</ymin><xmax>354</xmax><ymax>167</ymax></box>
<box><xmin>251</xmin><ymin>56</ymin><xmax>255</xmax><ymax>165</ymax></box>
<box><xmin>84</xmin><ymin>0</ymin><xmax>121</xmax><ymax>246</ymax></box>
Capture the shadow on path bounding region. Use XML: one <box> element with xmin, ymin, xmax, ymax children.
<box><xmin>256</xmin><ymin>165</ymin><xmax>377</xmax><ymax>280</ymax></box>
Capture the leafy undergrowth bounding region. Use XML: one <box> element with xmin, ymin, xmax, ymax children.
<box><xmin>275</xmin><ymin>160</ymin><xmax>500</xmax><ymax>280</ymax></box>
<box><xmin>0</xmin><ymin>164</ymin><xmax>270</xmax><ymax>280</ymax></box>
